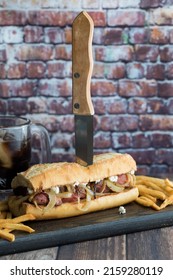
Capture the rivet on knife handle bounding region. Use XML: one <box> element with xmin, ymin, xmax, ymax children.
<box><xmin>72</xmin><ymin>11</ymin><xmax>94</xmax><ymax>116</ymax></box>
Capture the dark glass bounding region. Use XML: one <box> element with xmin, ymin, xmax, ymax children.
<box><xmin>0</xmin><ymin>138</ymin><xmax>31</xmax><ymax>189</ymax></box>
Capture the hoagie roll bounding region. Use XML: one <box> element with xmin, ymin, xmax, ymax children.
<box><xmin>8</xmin><ymin>153</ymin><xmax>139</xmax><ymax>220</ymax></box>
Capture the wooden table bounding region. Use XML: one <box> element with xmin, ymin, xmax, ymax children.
<box><xmin>1</xmin><ymin>225</ymin><xmax>173</xmax><ymax>260</ymax></box>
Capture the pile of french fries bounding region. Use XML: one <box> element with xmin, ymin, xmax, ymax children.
<box><xmin>135</xmin><ymin>175</ymin><xmax>173</xmax><ymax>210</ymax></box>
<box><xmin>0</xmin><ymin>199</ymin><xmax>35</xmax><ymax>242</ymax></box>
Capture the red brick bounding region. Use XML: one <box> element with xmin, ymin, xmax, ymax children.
<box><xmin>0</xmin><ymin>99</ymin><xmax>7</xmax><ymax>113</ymax></box>
<box><xmin>147</xmin><ymin>99</ymin><xmax>168</xmax><ymax>114</ymax></box>
<box><xmin>146</xmin><ymin>64</ymin><xmax>165</xmax><ymax>80</ymax></box>
<box><xmin>149</xmin><ymin>27</ymin><xmax>169</xmax><ymax>44</ymax></box>
<box><xmin>0</xmin><ymin>81</ymin><xmax>10</xmax><ymax>97</ymax></box>
<box><xmin>105</xmin><ymin>63</ymin><xmax>126</xmax><ymax>79</ymax></box>
<box><xmin>119</xmin><ymin>80</ymin><xmax>157</xmax><ymax>97</ymax></box>
<box><xmin>38</xmin><ymin>79</ymin><xmax>72</xmax><ymax>97</ymax></box>
<box><xmin>0</xmin><ymin>10</ymin><xmax>27</xmax><ymax>25</ymax></box>
<box><xmin>108</xmin><ymin>10</ymin><xmax>146</xmax><ymax>26</ymax></box>
<box><xmin>16</xmin><ymin>45</ymin><xmax>54</xmax><ymax>61</ymax></box>
<box><xmin>91</xmin><ymin>81</ymin><xmax>117</xmax><ymax>96</ymax></box>
<box><xmin>24</xmin><ymin>26</ymin><xmax>43</xmax><ymax>43</ymax></box>
<box><xmin>0</xmin><ymin>47</ymin><xmax>7</xmax><ymax>61</ymax></box>
<box><xmin>94</xmin><ymin>132</ymin><xmax>111</xmax><ymax>148</ymax></box>
<box><xmin>129</xmin><ymin>28</ymin><xmax>149</xmax><ymax>44</ymax></box>
<box><xmin>160</xmin><ymin>46</ymin><xmax>173</xmax><ymax>62</ymax></box>
<box><xmin>95</xmin><ymin>46</ymin><xmax>133</xmax><ymax>62</ymax></box>
<box><xmin>52</xmin><ymin>133</ymin><xmax>74</xmax><ymax>149</ymax></box>
<box><xmin>89</xmin><ymin>11</ymin><xmax>106</xmax><ymax>27</ymax></box>
<box><xmin>100</xmin><ymin>115</ymin><xmax>138</xmax><ymax>131</ymax></box>
<box><xmin>106</xmin><ymin>98</ymin><xmax>127</xmax><ymax>114</ymax></box>
<box><xmin>47</xmin><ymin>98</ymin><xmax>71</xmax><ymax>114</ymax></box>
<box><xmin>47</xmin><ymin>62</ymin><xmax>66</xmax><ymax>78</ymax></box>
<box><xmin>152</xmin><ymin>7</ymin><xmax>173</xmax><ymax>25</ymax></box>
<box><xmin>28</xmin><ymin>11</ymin><xmax>76</xmax><ymax>26</ymax></box>
<box><xmin>0</xmin><ymin>80</ymin><xmax>37</xmax><ymax>97</ymax></box>
<box><xmin>55</xmin><ymin>45</ymin><xmax>72</xmax><ymax>60</ymax></box>
<box><xmin>158</xmin><ymin>82</ymin><xmax>173</xmax><ymax>97</ymax></box>
<box><xmin>150</xmin><ymin>165</ymin><xmax>169</xmax><ymax>177</ymax></box>
<box><xmin>132</xmin><ymin>133</ymin><xmax>150</xmax><ymax>148</ymax></box>
<box><xmin>129</xmin><ymin>149</ymin><xmax>156</xmax><ymax>165</ymax></box>
<box><xmin>7</xmin><ymin>63</ymin><xmax>26</xmax><ymax>78</ymax></box>
<box><xmin>92</xmin><ymin>63</ymin><xmax>105</xmax><ymax>78</ymax></box>
<box><xmin>93</xmin><ymin>98</ymin><xmax>127</xmax><ymax>114</ymax></box>
<box><xmin>0</xmin><ymin>63</ymin><xmax>6</xmax><ymax>78</ymax></box>
<box><xmin>150</xmin><ymin>133</ymin><xmax>173</xmax><ymax>148</ymax></box>
<box><xmin>27</xmin><ymin>62</ymin><xmax>46</xmax><ymax>78</ymax></box>
<box><xmin>140</xmin><ymin>0</ymin><xmax>165</xmax><ymax>8</ymax></box>
<box><xmin>136</xmin><ymin>166</ymin><xmax>150</xmax><ymax>176</ymax></box>
<box><xmin>64</xmin><ymin>27</ymin><xmax>72</xmax><ymax>44</ymax></box>
<box><xmin>140</xmin><ymin>115</ymin><xmax>173</xmax><ymax>130</ymax></box>
<box><xmin>8</xmin><ymin>98</ymin><xmax>28</xmax><ymax>114</ymax></box>
<box><xmin>27</xmin><ymin>97</ymin><xmax>47</xmax><ymax>113</ymax></box>
<box><xmin>112</xmin><ymin>133</ymin><xmax>132</xmax><ymax>149</ymax></box>
<box><xmin>59</xmin><ymin>116</ymin><xmax>74</xmax><ymax>132</ymax></box>
<box><xmin>166</xmin><ymin>63</ymin><xmax>173</xmax><ymax>79</ymax></box>
<box><xmin>103</xmin><ymin>28</ymin><xmax>125</xmax><ymax>45</ymax></box>
<box><xmin>135</xmin><ymin>45</ymin><xmax>159</xmax><ymax>61</ymax></box>
<box><xmin>44</xmin><ymin>27</ymin><xmax>64</xmax><ymax>43</ymax></box>
<box><xmin>167</xmin><ymin>98</ymin><xmax>173</xmax><ymax>114</ymax></box>
<box><xmin>126</xmin><ymin>62</ymin><xmax>145</xmax><ymax>79</ymax></box>
<box><xmin>128</xmin><ymin>98</ymin><xmax>147</xmax><ymax>114</ymax></box>
<box><xmin>156</xmin><ymin>149</ymin><xmax>173</xmax><ymax>165</ymax></box>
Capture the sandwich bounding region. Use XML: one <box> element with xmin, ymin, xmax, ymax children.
<box><xmin>8</xmin><ymin>153</ymin><xmax>139</xmax><ymax>220</ymax></box>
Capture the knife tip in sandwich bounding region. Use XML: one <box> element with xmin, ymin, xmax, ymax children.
<box><xmin>8</xmin><ymin>153</ymin><xmax>139</xmax><ymax>220</ymax></box>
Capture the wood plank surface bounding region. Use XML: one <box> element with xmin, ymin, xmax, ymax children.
<box><xmin>0</xmin><ymin>247</ymin><xmax>58</xmax><ymax>260</ymax></box>
<box><xmin>126</xmin><ymin>227</ymin><xmax>173</xmax><ymax>260</ymax></box>
<box><xmin>57</xmin><ymin>235</ymin><xmax>126</xmax><ymax>260</ymax></box>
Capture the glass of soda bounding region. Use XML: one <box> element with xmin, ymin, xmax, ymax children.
<box><xmin>0</xmin><ymin>116</ymin><xmax>51</xmax><ymax>192</ymax></box>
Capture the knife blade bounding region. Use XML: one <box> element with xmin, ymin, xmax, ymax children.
<box><xmin>72</xmin><ymin>11</ymin><xmax>94</xmax><ymax>166</ymax></box>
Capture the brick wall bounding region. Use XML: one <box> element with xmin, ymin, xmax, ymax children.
<box><xmin>1</xmin><ymin>0</ymin><xmax>173</xmax><ymax>175</ymax></box>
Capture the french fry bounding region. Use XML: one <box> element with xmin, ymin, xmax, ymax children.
<box><xmin>0</xmin><ymin>223</ymin><xmax>35</xmax><ymax>233</ymax></box>
<box><xmin>0</xmin><ymin>229</ymin><xmax>15</xmax><ymax>242</ymax></box>
<box><xmin>0</xmin><ymin>213</ymin><xmax>36</xmax><ymax>224</ymax></box>
<box><xmin>0</xmin><ymin>207</ymin><xmax>36</xmax><ymax>242</ymax></box>
<box><xmin>165</xmin><ymin>178</ymin><xmax>173</xmax><ymax>188</ymax></box>
<box><xmin>144</xmin><ymin>194</ymin><xmax>157</xmax><ymax>203</ymax></box>
<box><xmin>136</xmin><ymin>175</ymin><xmax>165</xmax><ymax>186</ymax></box>
<box><xmin>135</xmin><ymin>196</ymin><xmax>160</xmax><ymax>210</ymax></box>
<box><xmin>160</xmin><ymin>194</ymin><xmax>173</xmax><ymax>209</ymax></box>
<box><xmin>137</xmin><ymin>184</ymin><xmax>166</xmax><ymax>200</ymax></box>
<box><xmin>135</xmin><ymin>175</ymin><xmax>173</xmax><ymax>211</ymax></box>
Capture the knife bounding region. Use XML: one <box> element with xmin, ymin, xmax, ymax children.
<box><xmin>72</xmin><ymin>11</ymin><xmax>94</xmax><ymax>166</ymax></box>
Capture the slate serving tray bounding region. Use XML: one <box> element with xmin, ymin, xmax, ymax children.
<box><xmin>1</xmin><ymin>202</ymin><xmax>173</xmax><ymax>257</ymax></box>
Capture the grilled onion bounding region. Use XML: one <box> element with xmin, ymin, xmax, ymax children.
<box><xmin>106</xmin><ymin>180</ymin><xmax>124</xmax><ymax>192</ymax></box>
<box><xmin>43</xmin><ymin>189</ymin><xmax>56</xmax><ymax>212</ymax></box>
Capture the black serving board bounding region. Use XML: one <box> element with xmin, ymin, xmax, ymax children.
<box><xmin>1</xmin><ymin>202</ymin><xmax>173</xmax><ymax>256</ymax></box>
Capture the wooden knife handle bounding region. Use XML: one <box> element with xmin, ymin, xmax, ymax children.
<box><xmin>72</xmin><ymin>11</ymin><xmax>94</xmax><ymax>115</ymax></box>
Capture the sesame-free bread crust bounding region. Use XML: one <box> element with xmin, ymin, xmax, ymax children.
<box><xmin>11</xmin><ymin>162</ymin><xmax>89</xmax><ymax>192</ymax></box>
<box><xmin>11</xmin><ymin>153</ymin><xmax>137</xmax><ymax>191</ymax></box>
<box><xmin>89</xmin><ymin>153</ymin><xmax>136</xmax><ymax>182</ymax></box>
